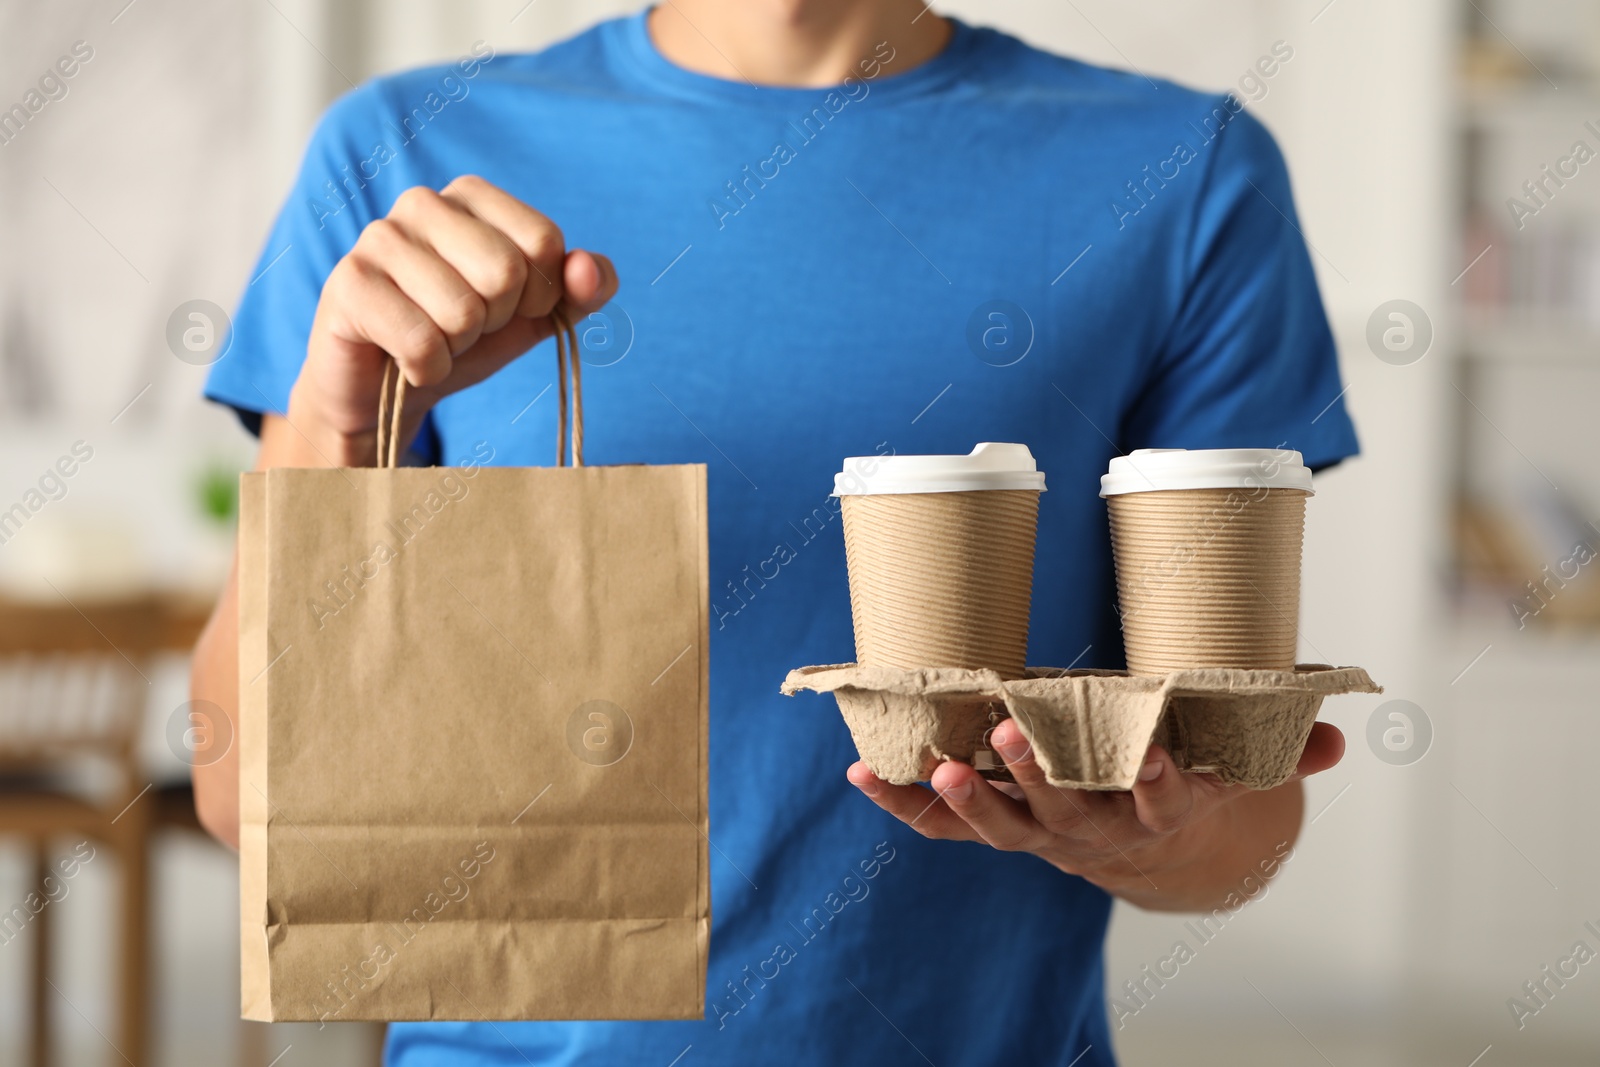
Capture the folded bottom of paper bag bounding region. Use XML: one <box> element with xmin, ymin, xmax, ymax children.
<box><xmin>781</xmin><ymin>663</ymin><xmax>1381</xmax><ymax>791</ymax></box>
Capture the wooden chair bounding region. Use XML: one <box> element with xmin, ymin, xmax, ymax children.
<box><xmin>0</xmin><ymin>594</ymin><xmax>207</xmax><ymax>1067</ymax></box>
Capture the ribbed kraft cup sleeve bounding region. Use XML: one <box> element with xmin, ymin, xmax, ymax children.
<box><xmin>840</xmin><ymin>489</ymin><xmax>1039</xmax><ymax>679</ymax></box>
<box><xmin>1108</xmin><ymin>487</ymin><xmax>1307</xmax><ymax>676</ymax></box>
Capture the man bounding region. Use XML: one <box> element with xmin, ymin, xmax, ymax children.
<box><xmin>192</xmin><ymin>1</ymin><xmax>1355</xmax><ymax>1062</ymax></box>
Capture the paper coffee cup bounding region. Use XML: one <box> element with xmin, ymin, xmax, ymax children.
<box><xmin>1100</xmin><ymin>448</ymin><xmax>1313</xmax><ymax>676</ymax></box>
<box><xmin>834</xmin><ymin>443</ymin><xmax>1046</xmax><ymax>679</ymax></box>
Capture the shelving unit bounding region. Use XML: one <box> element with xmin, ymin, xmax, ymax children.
<box><xmin>1462</xmin><ymin>309</ymin><xmax>1600</xmax><ymax>364</ymax></box>
<box><xmin>1459</xmin><ymin>83</ymin><xmax>1600</xmax><ymax>129</ymax></box>
<box><xmin>1452</xmin><ymin>1</ymin><xmax>1600</xmax><ymax>634</ymax></box>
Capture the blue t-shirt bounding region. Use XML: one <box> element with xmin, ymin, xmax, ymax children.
<box><xmin>207</xmin><ymin>13</ymin><xmax>1357</xmax><ymax>1066</ymax></box>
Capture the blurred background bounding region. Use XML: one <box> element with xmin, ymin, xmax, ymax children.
<box><xmin>0</xmin><ymin>0</ymin><xmax>1596</xmax><ymax>1063</ymax></box>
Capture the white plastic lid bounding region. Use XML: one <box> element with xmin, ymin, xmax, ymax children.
<box><xmin>833</xmin><ymin>442</ymin><xmax>1046</xmax><ymax>496</ymax></box>
<box><xmin>1099</xmin><ymin>448</ymin><xmax>1314</xmax><ymax>497</ymax></box>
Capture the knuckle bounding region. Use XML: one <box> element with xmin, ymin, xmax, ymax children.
<box><xmin>992</xmin><ymin>829</ymin><xmax>1037</xmax><ymax>853</ymax></box>
<box><xmin>330</xmin><ymin>255</ymin><xmax>383</xmax><ymax>308</ymax></box>
<box><xmin>444</xmin><ymin>173</ymin><xmax>488</xmax><ymax>195</ymax></box>
<box><xmin>394</xmin><ymin>318</ymin><xmax>445</xmax><ymax>364</ymax></box>
<box><xmin>392</xmin><ymin>184</ymin><xmax>440</xmax><ymax>216</ymax></box>
<box><xmin>326</xmin><ymin>254</ymin><xmax>366</xmax><ymax>293</ymax></box>
<box><xmin>438</xmin><ymin>292</ymin><xmax>486</xmax><ymax>338</ymax></box>
<box><xmin>1037</xmin><ymin>812</ymin><xmax>1083</xmax><ymax>837</ymax></box>
<box><xmin>1006</xmin><ymin>760</ymin><xmax>1044</xmax><ymax>786</ymax></box>
<box><xmin>525</xmin><ymin>225</ymin><xmax>565</xmax><ymax>271</ymax></box>
<box><xmin>357</xmin><ymin>217</ymin><xmax>402</xmax><ymax>254</ymax></box>
<box><xmin>480</xmin><ymin>245</ymin><xmax>527</xmax><ymax>298</ymax></box>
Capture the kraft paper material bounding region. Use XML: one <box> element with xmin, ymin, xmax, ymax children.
<box><xmin>1108</xmin><ymin>487</ymin><xmax>1306</xmax><ymax>675</ymax></box>
<box><xmin>782</xmin><ymin>662</ymin><xmax>1380</xmax><ymax>791</ymax></box>
<box><xmin>239</xmin><ymin>464</ymin><xmax>709</xmax><ymax>1022</ymax></box>
<box><xmin>840</xmin><ymin>489</ymin><xmax>1038</xmax><ymax>678</ymax></box>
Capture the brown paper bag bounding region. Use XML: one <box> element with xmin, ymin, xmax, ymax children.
<box><xmin>238</xmin><ymin>316</ymin><xmax>709</xmax><ymax>1022</ymax></box>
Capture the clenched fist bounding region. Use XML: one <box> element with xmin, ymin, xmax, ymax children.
<box><xmin>284</xmin><ymin>175</ymin><xmax>618</xmax><ymax>466</ymax></box>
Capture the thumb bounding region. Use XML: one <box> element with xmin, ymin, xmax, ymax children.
<box><xmin>1130</xmin><ymin>745</ymin><xmax>1197</xmax><ymax>834</ymax></box>
<box><xmin>560</xmin><ymin>250</ymin><xmax>618</xmax><ymax>314</ymax></box>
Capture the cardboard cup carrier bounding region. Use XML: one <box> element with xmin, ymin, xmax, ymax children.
<box><xmin>1101</xmin><ymin>448</ymin><xmax>1312</xmax><ymax>675</ymax></box>
<box><xmin>787</xmin><ymin>443</ymin><xmax>1380</xmax><ymax>792</ymax></box>
<box><xmin>835</xmin><ymin>443</ymin><xmax>1044</xmax><ymax>679</ymax></box>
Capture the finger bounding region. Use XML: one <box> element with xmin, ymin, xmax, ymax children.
<box><xmin>428</xmin><ymin>315</ymin><xmax>546</xmax><ymax>396</ymax></box>
<box><xmin>988</xmin><ymin>718</ymin><xmax>1117</xmax><ymax>839</ymax></box>
<box><xmin>390</xmin><ymin>186</ymin><xmax>527</xmax><ymax>335</ymax></box>
<box><xmin>325</xmin><ymin>256</ymin><xmax>450</xmax><ymax>388</ymax></box>
<box><xmin>1292</xmin><ymin>722</ymin><xmax>1345</xmax><ymax>779</ymax></box>
<box><xmin>357</xmin><ymin>217</ymin><xmax>486</xmax><ymax>356</ymax></box>
<box><xmin>1129</xmin><ymin>745</ymin><xmax>1200</xmax><ymax>835</ymax></box>
<box><xmin>561</xmin><ymin>250</ymin><xmax>618</xmax><ymax>314</ymax></box>
<box><xmin>451</xmin><ymin>250</ymin><xmax>614</xmax><ymax>383</ymax></box>
<box><xmin>440</xmin><ymin>175</ymin><xmax>565</xmax><ymax>318</ymax></box>
<box><xmin>1128</xmin><ymin>745</ymin><xmax>1250</xmax><ymax>834</ymax></box>
<box><xmin>846</xmin><ymin>763</ymin><xmax>981</xmax><ymax>843</ymax></box>
<box><xmin>928</xmin><ymin>760</ymin><xmax>1054</xmax><ymax>853</ymax></box>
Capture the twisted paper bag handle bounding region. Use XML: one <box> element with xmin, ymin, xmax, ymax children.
<box><xmin>374</xmin><ymin>308</ymin><xmax>584</xmax><ymax>470</ymax></box>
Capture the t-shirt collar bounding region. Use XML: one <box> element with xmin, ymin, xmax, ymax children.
<box><xmin>606</xmin><ymin>6</ymin><xmax>981</xmax><ymax>106</ymax></box>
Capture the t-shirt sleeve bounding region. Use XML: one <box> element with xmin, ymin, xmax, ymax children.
<box><xmin>1120</xmin><ymin>100</ymin><xmax>1358</xmax><ymax>472</ymax></box>
<box><xmin>204</xmin><ymin>84</ymin><xmax>440</xmax><ymax>458</ymax></box>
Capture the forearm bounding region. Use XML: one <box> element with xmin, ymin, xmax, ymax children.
<box><xmin>189</xmin><ymin>405</ymin><xmax>372</xmax><ymax>850</ymax></box>
<box><xmin>1086</xmin><ymin>780</ymin><xmax>1304</xmax><ymax>912</ymax></box>
<box><xmin>190</xmin><ymin>561</ymin><xmax>240</xmax><ymax>849</ymax></box>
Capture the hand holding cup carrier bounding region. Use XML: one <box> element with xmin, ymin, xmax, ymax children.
<box><xmin>783</xmin><ymin>444</ymin><xmax>1380</xmax><ymax>791</ymax></box>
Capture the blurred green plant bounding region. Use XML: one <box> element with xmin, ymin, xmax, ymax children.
<box><xmin>195</xmin><ymin>461</ymin><xmax>241</xmax><ymax>526</ymax></box>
